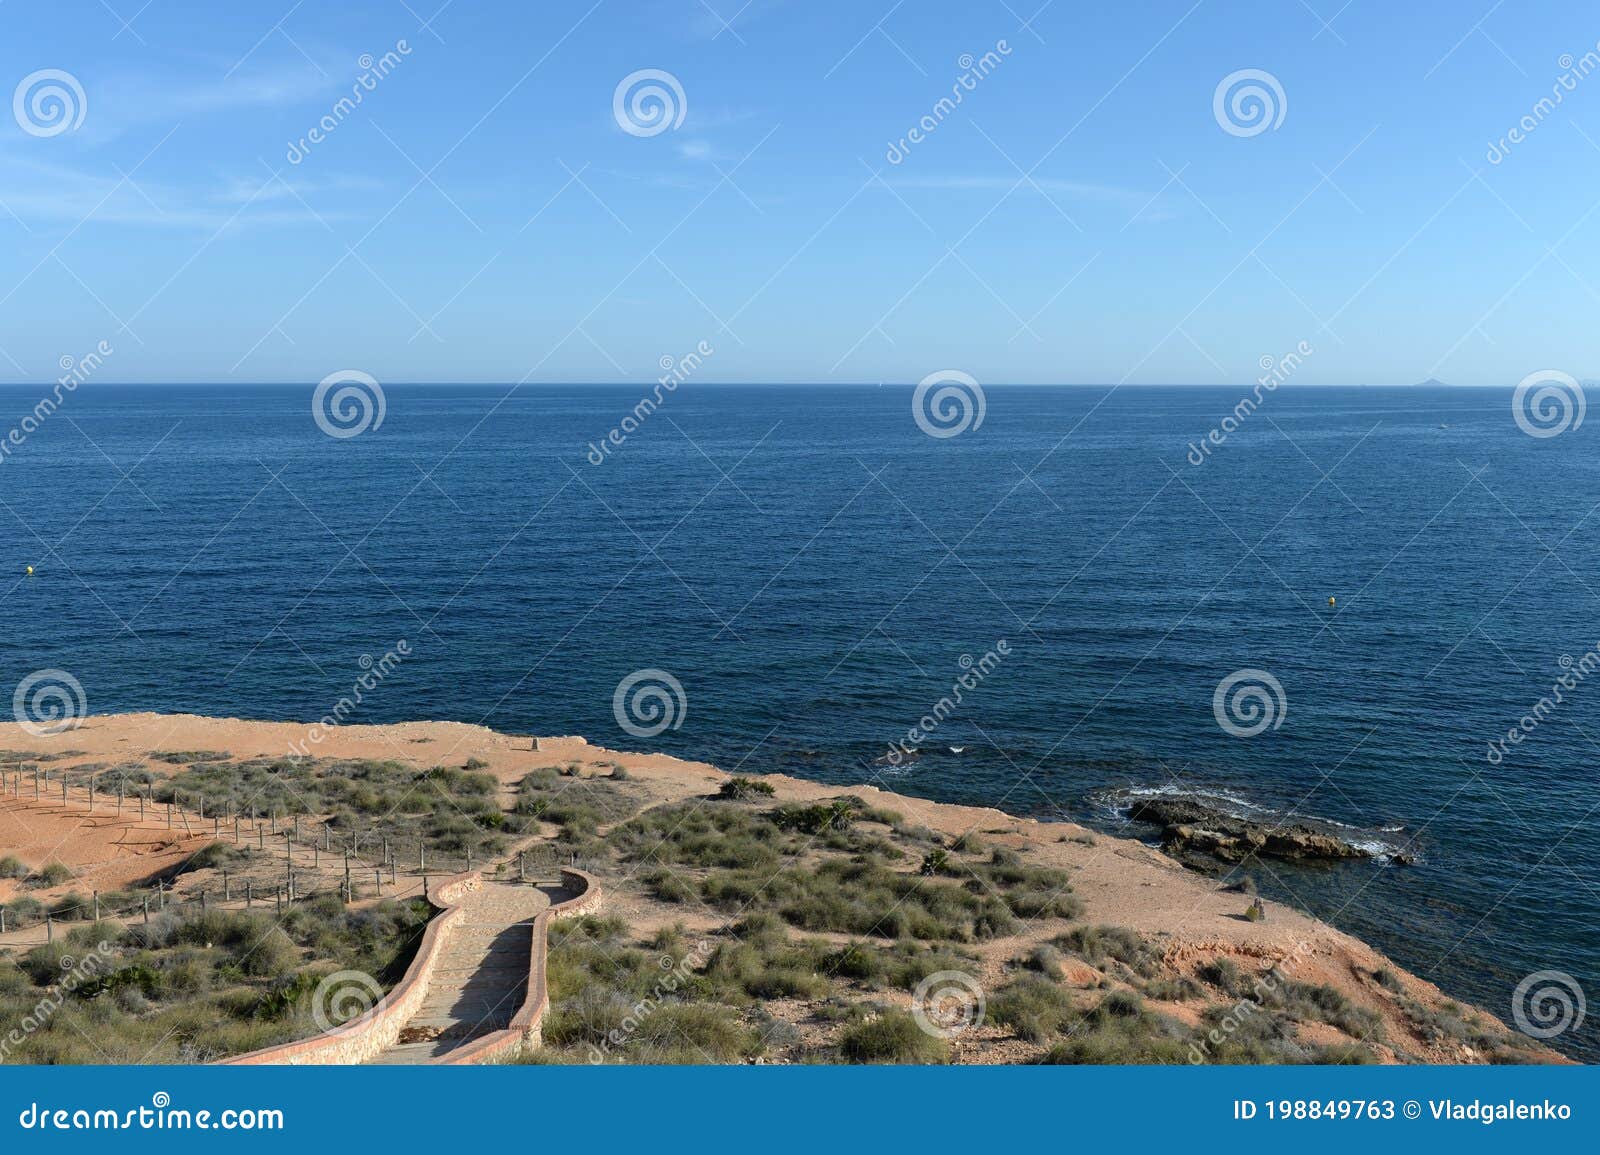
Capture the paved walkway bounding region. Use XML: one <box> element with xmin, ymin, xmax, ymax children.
<box><xmin>368</xmin><ymin>880</ymin><xmax>556</xmax><ymax>1064</ymax></box>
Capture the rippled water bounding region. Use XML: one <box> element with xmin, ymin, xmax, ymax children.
<box><xmin>1</xmin><ymin>382</ymin><xmax>1594</xmax><ymax>1057</ymax></box>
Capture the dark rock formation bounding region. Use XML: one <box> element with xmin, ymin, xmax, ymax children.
<box><xmin>1127</xmin><ymin>798</ymin><xmax>1413</xmax><ymax>868</ymax></box>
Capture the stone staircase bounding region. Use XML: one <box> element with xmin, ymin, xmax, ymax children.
<box><xmin>368</xmin><ymin>880</ymin><xmax>554</xmax><ymax>1064</ymax></box>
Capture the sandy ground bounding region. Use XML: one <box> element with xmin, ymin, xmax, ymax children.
<box><xmin>0</xmin><ymin>712</ymin><xmax>1565</xmax><ymax>1064</ymax></box>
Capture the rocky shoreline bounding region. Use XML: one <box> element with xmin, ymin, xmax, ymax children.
<box><xmin>1126</xmin><ymin>797</ymin><xmax>1417</xmax><ymax>870</ymax></box>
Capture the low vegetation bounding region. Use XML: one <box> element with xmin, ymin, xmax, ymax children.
<box><xmin>0</xmin><ymin>897</ymin><xmax>430</xmax><ymax>1063</ymax></box>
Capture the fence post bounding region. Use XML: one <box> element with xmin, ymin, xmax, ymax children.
<box><xmin>157</xmin><ymin>880</ymin><xmax>165</xmax><ymax>911</ymax></box>
<box><xmin>88</xmin><ymin>776</ymin><xmax>95</xmax><ymax>811</ymax></box>
<box><xmin>46</xmin><ymin>915</ymin><xmax>53</xmax><ymax>943</ymax></box>
<box><xmin>519</xmin><ymin>853</ymin><xmax>525</xmax><ymax>882</ymax></box>
<box><xmin>92</xmin><ymin>891</ymin><xmax>99</xmax><ymax>920</ymax></box>
<box><xmin>375</xmin><ymin>868</ymin><xmax>382</xmax><ymax>894</ymax></box>
<box><xmin>275</xmin><ymin>886</ymin><xmax>281</xmax><ymax>913</ymax></box>
<box><xmin>166</xmin><ymin>802</ymin><xmax>172</xmax><ymax>829</ymax></box>
<box><xmin>142</xmin><ymin>897</ymin><xmax>149</xmax><ymax>925</ymax></box>
<box><xmin>139</xmin><ymin>790</ymin><xmax>145</xmax><ymax>820</ymax></box>
<box><xmin>222</xmin><ymin>870</ymin><xmax>230</xmax><ymax>902</ymax></box>
<box><xmin>246</xmin><ymin>881</ymin><xmax>253</xmax><ymax>908</ymax></box>
<box><xmin>117</xmin><ymin>780</ymin><xmax>124</xmax><ymax>814</ymax></box>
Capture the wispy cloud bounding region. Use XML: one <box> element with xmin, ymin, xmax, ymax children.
<box><xmin>0</xmin><ymin>152</ymin><xmax>359</xmax><ymax>229</ymax></box>
<box><xmin>885</xmin><ymin>175</ymin><xmax>1153</xmax><ymax>204</ymax></box>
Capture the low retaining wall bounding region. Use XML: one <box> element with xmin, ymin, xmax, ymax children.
<box><xmin>434</xmin><ymin>868</ymin><xmax>602</xmax><ymax>1065</ymax></box>
<box><xmin>220</xmin><ymin>871</ymin><xmax>483</xmax><ymax>1066</ymax></box>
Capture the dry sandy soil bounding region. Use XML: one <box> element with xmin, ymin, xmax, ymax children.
<box><xmin>0</xmin><ymin>712</ymin><xmax>1565</xmax><ymax>1064</ymax></box>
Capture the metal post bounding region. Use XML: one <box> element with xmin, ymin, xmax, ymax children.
<box><xmin>46</xmin><ymin>915</ymin><xmax>53</xmax><ymax>943</ymax></box>
<box><xmin>88</xmin><ymin>776</ymin><xmax>95</xmax><ymax>810</ymax></box>
<box><xmin>166</xmin><ymin>802</ymin><xmax>172</xmax><ymax>829</ymax></box>
<box><xmin>157</xmin><ymin>880</ymin><xmax>165</xmax><ymax>911</ymax></box>
<box><xmin>375</xmin><ymin>868</ymin><xmax>382</xmax><ymax>894</ymax></box>
<box><xmin>246</xmin><ymin>881</ymin><xmax>253</xmax><ymax>908</ymax></box>
<box><xmin>92</xmin><ymin>891</ymin><xmax>99</xmax><ymax>920</ymax></box>
<box><xmin>222</xmin><ymin>871</ymin><xmax>230</xmax><ymax>902</ymax></box>
<box><xmin>142</xmin><ymin>898</ymin><xmax>149</xmax><ymax>925</ymax></box>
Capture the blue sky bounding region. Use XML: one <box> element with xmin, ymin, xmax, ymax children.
<box><xmin>0</xmin><ymin>0</ymin><xmax>1596</xmax><ymax>385</ymax></box>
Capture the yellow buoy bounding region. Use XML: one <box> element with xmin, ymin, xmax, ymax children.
<box><xmin>25</xmin><ymin>565</ymin><xmax>33</xmax><ymax>575</ymax></box>
<box><xmin>1327</xmin><ymin>596</ymin><xmax>1335</xmax><ymax>607</ymax></box>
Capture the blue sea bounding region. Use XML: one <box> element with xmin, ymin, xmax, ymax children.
<box><xmin>1</xmin><ymin>382</ymin><xmax>1595</xmax><ymax>1058</ymax></box>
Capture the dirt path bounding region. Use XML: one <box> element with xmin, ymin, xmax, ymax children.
<box><xmin>367</xmin><ymin>880</ymin><xmax>556</xmax><ymax>1064</ymax></box>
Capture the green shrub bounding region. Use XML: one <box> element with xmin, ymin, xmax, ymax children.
<box><xmin>0</xmin><ymin>855</ymin><xmax>28</xmax><ymax>879</ymax></box>
<box><xmin>990</xmin><ymin>974</ymin><xmax>1077</xmax><ymax>1042</ymax></box>
<box><xmin>717</xmin><ymin>776</ymin><xmax>775</xmax><ymax>801</ymax></box>
<box><xmin>839</xmin><ymin>1011</ymin><xmax>949</xmax><ymax>1063</ymax></box>
<box><xmin>26</xmin><ymin>862</ymin><xmax>73</xmax><ymax>889</ymax></box>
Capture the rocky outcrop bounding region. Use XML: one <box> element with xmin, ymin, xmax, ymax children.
<box><xmin>1127</xmin><ymin>799</ymin><xmax>1413</xmax><ymax>868</ymax></box>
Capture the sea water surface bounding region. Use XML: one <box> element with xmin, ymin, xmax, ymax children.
<box><xmin>1</xmin><ymin>383</ymin><xmax>1595</xmax><ymax>1058</ymax></box>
